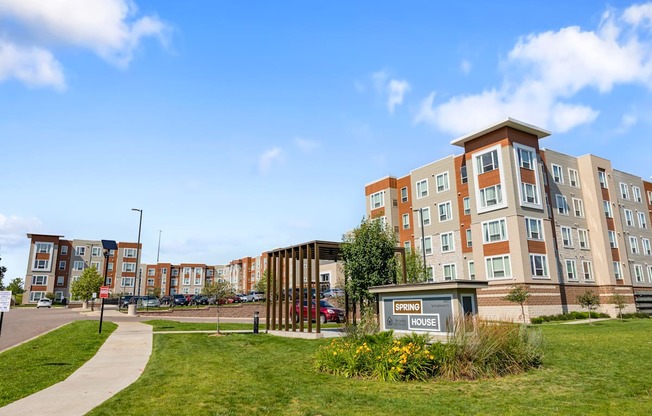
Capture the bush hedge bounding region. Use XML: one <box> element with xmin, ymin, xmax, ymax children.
<box><xmin>620</xmin><ymin>312</ymin><xmax>650</xmax><ymax>319</ymax></box>
<box><xmin>315</xmin><ymin>319</ymin><xmax>543</xmax><ymax>381</ymax></box>
<box><xmin>530</xmin><ymin>311</ymin><xmax>610</xmax><ymax>324</ymax></box>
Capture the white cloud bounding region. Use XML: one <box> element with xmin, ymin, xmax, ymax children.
<box><xmin>258</xmin><ymin>147</ymin><xmax>283</xmax><ymax>174</ymax></box>
<box><xmin>294</xmin><ymin>137</ymin><xmax>319</xmax><ymax>152</ymax></box>
<box><xmin>415</xmin><ymin>3</ymin><xmax>652</xmax><ymax>135</ymax></box>
<box><xmin>371</xmin><ymin>69</ymin><xmax>388</xmax><ymax>92</ymax></box>
<box><xmin>615</xmin><ymin>110</ymin><xmax>638</xmax><ymax>133</ymax></box>
<box><xmin>0</xmin><ymin>0</ymin><xmax>168</xmax><ymax>89</ymax></box>
<box><xmin>387</xmin><ymin>79</ymin><xmax>410</xmax><ymax>114</ymax></box>
<box><xmin>0</xmin><ymin>213</ymin><xmax>42</xmax><ymax>248</ymax></box>
<box><xmin>460</xmin><ymin>59</ymin><xmax>471</xmax><ymax>74</ymax></box>
<box><xmin>0</xmin><ymin>40</ymin><xmax>65</xmax><ymax>89</ymax></box>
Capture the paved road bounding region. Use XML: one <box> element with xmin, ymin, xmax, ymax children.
<box><xmin>0</xmin><ymin>307</ymin><xmax>93</xmax><ymax>352</ymax></box>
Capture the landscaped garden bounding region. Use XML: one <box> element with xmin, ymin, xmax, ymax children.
<box><xmin>88</xmin><ymin>319</ymin><xmax>652</xmax><ymax>415</ymax></box>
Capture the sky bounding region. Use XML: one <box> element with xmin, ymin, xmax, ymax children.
<box><xmin>2</xmin><ymin>0</ymin><xmax>652</xmax><ymax>281</ymax></box>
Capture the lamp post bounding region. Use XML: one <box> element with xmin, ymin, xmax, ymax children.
<box><xmin>87</xmin><ymin>243</ymin><xmax>95</xmax><ymax>311</ymax></box>
<box><xmin>128</xmin><ymin>209</ymin><xmax>143</xmax><ymax>316</ymax></box>
<box><xmin>99</xmin><ymin>240</ymin><xmax>117</xmax><ymax>334</ymax></box>
<box><xmin>413</xmin><ymin>207</ymin><xmax>427</xmax><ymax>275</ymax></box>
<box><xmin>156</xmin><ymin>230</ymin><xmax>162</xmax><ymax>263</ymax></box>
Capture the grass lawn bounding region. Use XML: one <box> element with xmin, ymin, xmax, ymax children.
<box><xmin>144</xmin><ymin>319</ymin><xmax>342</xmax><ymax>332</ymax></box>
<box><xmin>89</xmin><ymin>319</ymin><xmax>652</xmax><ymax>416</ymax></box>
<box><xmin>0</xmin><ymin>320</ymin><xmax>117</xmax><ymax>407</ymax></box>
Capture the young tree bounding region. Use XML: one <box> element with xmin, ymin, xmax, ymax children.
<box><xmin>404</xmin><ymin>249</ymin><xmax>428</xmax><ymax>283</ymax></box>
<box><xmin>255</xmin><ymin>271</ymin><xmax>268</xmax><ymax>293</ymax></box>
<box><xmin>7</xmin><ymin>278</ymin><xmax>23</xmax><ymax>294</ymax></box>
<box><xmin>577</xmin><ymin>290</ymin><xmax>600</xmax><ymax>324</ymax></box>
<box><xmin>0</xmin><ymin>255</ymin><xmax>7</xmax><ymax>290</ymax></box>
<box><xmin>203</xmin><ymin>281</ymin><xmax>233</xmax><ymax>334</ymax></box>
<box><xmin>342</xmin><ymin>218</ymin><xmax>398</xmax><ymax>306</ymax></box>
<box><xmin>504</xmin><ymin>285</ymin><xmax>531</xmax><ymax>324</ymax></box>
<box><xmin>611</xmin><ymin>293</ymin><xmax>626</xmax><ymax>321</ymax></box>
<box><xmin>70</xmin><ymin>267</ymin><xmax>103</xmax><ymax>306</ymax></box>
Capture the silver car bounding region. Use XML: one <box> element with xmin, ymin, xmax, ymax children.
<box><xmin>139</xmin><ymin>296</ymin><xmax>160</xmax><ymax>307</ymax></box>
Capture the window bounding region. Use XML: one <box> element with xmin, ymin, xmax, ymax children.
<box><xmin>147</xmin><ymin>278</ymin><xmax>155</xmax><ymax>286</ymax></box>
<box><xmin>518</xmin><ymin>148</ymin><xmax>534</xmax><ymax>170</ymax></box>
<box><xmin>625</xmin><ymin>209</ymin><xmax>634</xmax><ymax>227</ymax></box>
<box><xmin>565</xmin><ymin>259</ymin><xmax>577</xmax><ymax>280</ymax></box>
<box><xmin>603</xmin><ymin>201</ymin><xmax>613</xmax><ymax>218</ymax></box>
<box><xmin>480</xmin><ymin>185</ymin><xmax>503</xmax><ymax>208</ymax></box>
<box><xmin>58</xmin><ymin>260</ymin><xmax>66</xmax><ymax>270</ymax></box>
<box><xmin>530</xmin><ymin>254</ymin><xmax>548</xmax><ymax>277</ymax></box>
<box><xmin>633</xmin><ymin>264</ymin><xmax>644</xmax><ymax>283</ymax></box>
<box><xmin>75</xmin><ymin>246</ymin><xmax>86</xmax><ymax>256</ymax></box>
<box><xmin>36</xmin><ymin>243</ymin><xmax>52</xmax><ymax>253</ymax></box>
<box><xmin>525</xmin><ymin>218</ymin><xmax>543</xmax><ymax>240</ymax></box>
<box><xmin>416</xmin><ymin>179</ymin><xmax>428</xmax><ymax>198</ymax></box>
<box><xmin>401</xmin><ymin>187</ymin><xmax>408</xmax><ymax>203</ymax></box>
<box><xmin>552</xmin><ymin>164</ymin><xmax>564</xmax><ymax>184</ymax></box>
<box><xmin>124</xmin><ymin>248</ymin><xmax>137</xmax><ymax>258</ymax></box>
<box><xmin>404</xmin><ymin>241</ymin><xmax>411</xmax><ymax>252</ymax></box>
<box><xmin>423</xmin><ymin>236</ymin><xmax>432</xmax><ymax>255</ymax></box>
<box><xmin>648</xmin><ymin>266</ymin><xmax>652</xmax><ymax>283</ymax></box>
<box><xmin>620</xmin><ymin>182</ymin><xmax>630</xmax><ymax>200</ymax></box>
<box><xmin>578</xmin><ymin>229</ymin><xmax>589</xmax><ymax>249</ymax></box>
<box><xmin>161</xmin><ymin>268</ymin><xmax>167</xmax><ymax>275</ymax></box>
<box><xmin>440</xmin><ymin>232</ymin><xmax>454</xmax><ymax>252</ymax></box>
<box><xmin>107</xmin><ymin>263</ymin><xmax>114</xmax><ymax>271</ymax></box>
<box><xmin>643</xmin><ymin>238</ymin><xmax>651</xmax><ymax>255</ymax></box>
<box><xmin>582</xmin><ymin>261</ymin><xmax>594</xmax><ymax>280</ymax></box>
<box><xmin>183</xmin><ymin>276</ymin><xmax>191</xmax><ymax>285</ymax></box>
<box><xmin>598</xmin><ymin>170</ymin><xmax>608</xmax><ymax>188</ymax></box>
<box><xmin>477</xmin><ymin>149</ymin><xmax>499</xmax><ymax>173</ymax></box>
<box><xmin>521</xmin><ymin>183</ymin><xmax>539</xmax><ymax>205</ymax></box>
<box><xmin>32</xmin><ymin>275</ymin><xmax>47</xmax><ymax>285</ymax></box>
<box><xmin>194</xmin><ymin>267</ymin><xmax>202</xmax><ymax>275</ymax></box>
<box><xmin>438</xmin><ymin>201</ymin><xmax>452</xmax><ymax>222</ymax></box>
<box><xmin>148</xmin><ymin>268</ymin><xmax>155</xmax><ymax>276</ymax></box>
<box><xmin>613</xmin><ymin>262</ymin><xmax>622</xmax><ymax>280</ymax></box>
<box><xmin>92</xmin><ymin>247</ymin><xmax>102</xmax><ymax>257</ymax></box>
<box><xmin>556</xmin><ymin>195</ymin><xmax>569</xmax><ymax>215</ymax></box>
<box><xmin>572</xmin><ymin>198</ymin><xmax>584</xmax><ymax>217</ymax></box>
<box><xmin>402</xmin><ymin>214</ymin><xmax>410</xmax><ymax>230</ymax></box>
<box><xmin>33</xmin><ymin>259</ymin><xmax>50</xmax><ymax>270</ymax></box>
<box><xmin>73</xmin><ymin>260</ymin><xmax>84</xmax><ymax>270</ymax></box>
<box><xmin>121</xmin><ymin>277</ymin><xmax>134</xmax><ymax>287</ymax></box>
<box><xmin>122</xmin><ymin>262</ymin><xmax>136</xmax><ymax>272</ymax></box>
<box><xmin>172</xmin><ymin>269</ymin><xmax>179</xmax><ymax>277</ymax></box>
<box><xmin>463</xmin><ymin>197</ymin><xmax>471</xmax><ymax>215</ymax></box>
<box><xmin>638</xmin><ymin>212</ymin><xmax>648</xmax><ymax>229</ymax></box>
<box><xmin>483</xmin><ymin>218</ymin><xmax>507</xmax><ymax>243</ymax></box>
<box><xmin>436</xmin><ymin>172</ymin><xmax>450</xmax><ymax>192</ymax></box>
<box><xmin>108</xmin><ymin>249</ymin><xmax>115</xmax><ymax>257</ymax></box>
<box><xmin>648</xmin><ymin>190</ymin><xmax>652</xmax><ymax>205</ymax></box>
<box><xmin>171</xmin><ymin>278</ymin><xmax>178</xmax><ymax>286</ymax></box>
<box><xmin>633</xmin><ymin>186</ymin><xmax>642</xmax><ymax>203</ymax></box>
<box><xmin>194</xmin><ymin>276</ymin><xmax>202</xmax><ymax>285</ymax></box>
<box><xmin>370</xmin><ymin>191</ymin><xmax>384</xmax><ymax>209</ymax></box>
<box><xmin>91</xmin><ymin>262</ymin><xmax>100</xmax><ymax>270</ymax></box>
<box><xmin>561</xmin><ymin>226</ymin><xmax>573</xmax><ymax>247</ymax></box>
<box><xmin>460</xmin><ymin>165</ymin><xmax>468</xmax><ymax>184</ymax></box>
<box><xmin>320</xmin><ymin>272</ymin><xmax>331</xmax><ymax>283</ymax></box>
<box><xmin>183</xmin><ymin>267</ymin><xmax>191</xmax><ymax>275</ymax></box>
<box><xmin>443</xmin><ymin>264</ymin><xmax>457</xmax><ymax>281</ymax></box>
<box><xmin>568</xmin><ymin>168</ymin><xmax>580</xmax><ymax>187</ymax></box>
<box><xmin>421</xmin><ymin>207</ymin><xmax>431</xmax><ymax>226</ymax></box>
<box><xmin>486</xmin><ymin>255</ymin><xmax>511</xmax><ymax>279</ymax></box>
<box><xmin>29</xmin><ymin>292</ymin><xmax>46</xmax><ymax>302</ymax></box>
<box><xmin>106</xmin><ymin>277</ymin><xmax>112</xmax><ymax>285</ymax></box>
<box><xmin>426</xmin><ymin>267</ymin><xmax>434</xmax><ymax>282</ymax></box>
<box><xmin>61</xmin><ymin>245</ymin><xmax>68</xmax><ymax>255</ymax></box>
<box><xmin>608</xmin><ymin>230</ymin><xmax>618</xmax><ymax>248</ymax></box>
<box><xmin>630</xmin><ymin>236</ymin><xmax>639</xmax><ymax>254</ymax></box>
<box><xmin>468</xmin><ymin>261</ymin><xmax>475</xmax><ymax>280</ymax></box>
<box><xmin>207</xmin><ymin>269</ymin><xmax>213</xmax><ymax>277</ymax></box>
<box><xmin>466</xmin><ymin>229</ymin><xmax>472</xmax><ymax>248</ymax></box>
<box><xmin>57</xmin><ymin>276</ymin><xmax>64</xmax><ymax>286</ymax></box>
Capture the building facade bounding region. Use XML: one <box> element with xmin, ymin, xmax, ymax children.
<box><xmin>365</xmin><ymin>118</ymin><xmax>650</xmax><ymax>321</ymax></box>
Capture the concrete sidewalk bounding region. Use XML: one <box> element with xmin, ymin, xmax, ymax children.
<box><xmin>0</xmin><ymin>317</ymin><xmax>152</xmax><ymax>416</ymax></box>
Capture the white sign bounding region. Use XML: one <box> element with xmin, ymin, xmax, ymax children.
<box><xmin>0</xmin><ymin>291</ymin><xmax>12</xmax><ymax>312</ymax></box>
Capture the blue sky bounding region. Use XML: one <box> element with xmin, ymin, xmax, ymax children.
<box><xmin>2</xmin><ymin>0</ymin><xmax>652</xmax><ymax>281</ymax></box>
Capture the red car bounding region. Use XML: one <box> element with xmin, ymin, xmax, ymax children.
<box><xmin>295</xmin><ymin>299</ymin><xmax>345</xmax><ymax>324</ymax></box>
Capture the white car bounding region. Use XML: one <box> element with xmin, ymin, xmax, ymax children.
<box><xmin>36</xmin><ymin>298</ymin><xmax>52</xmax><ymax>308</ymax></box>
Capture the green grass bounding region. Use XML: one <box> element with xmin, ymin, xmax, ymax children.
<box><xmin>88</xmin><ymin>319</ymin><xmax>652</xmax><ymax>416</ymax></box>
<box><xmin>0</xmin><ymin>320</ymin><xmax>117</xmax><ymax>407</ymax></box>
<box><xmin>144</xmin><ymin>319</ymin><xmax>342</xmax><ymax>331</ymax></box>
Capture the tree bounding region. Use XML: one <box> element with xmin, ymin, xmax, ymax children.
<box><xmin>577</xmin><ymin>290</ymin><xmax>600</xmax><ymax>324</ymax></box>
<box><xmin>203</xmin><ymin>281</ymin><xmax>233</xmax><ymax>334</ymax></box>
<box><xmin>611</xmin><ymin>293</ymin><xmax>626</xmax><ymax>321</ymax></box>
<box><xmin>255</xmin><ymin>270</ymin><xmax>268</xmax><ymax>293</ymax></box>
<box><xmin>70</xmin><ymin>267</ymin><xmax>103</xmax><ymax>303</ymax></box>
<box><xmin>7</xmin><ymin>278</ymin><xmax>24</xmax><ymax>294</ymax></box>
<box><xmin>342</xmin><ymin>218</ymin><xmax>398</xmax><ymax>305</ymax></box>
<box><xmin>404</xmin><ymin>249</ymin><xmax>428</xmax><ymax>283</ymax></box>
<box><xmin>0</xmin><ymin>255</ymin><xmax>7</xmax><ymax>290</ymax></box>
<box><xmin>504</xmin><ymin>285</ymin><xmax>531</xmax><ymax>324</ymax></box>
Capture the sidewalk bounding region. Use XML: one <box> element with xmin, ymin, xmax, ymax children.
<box><xmin>0</xmin><ymin>314</ymin><xmax>152</xmax><ymax>416</ymax></box>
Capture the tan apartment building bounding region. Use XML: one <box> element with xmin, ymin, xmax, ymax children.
<box><xmin>365</xmin><ymin>118</ymin><xmax>651</xmax><ymax>321</ymax></box>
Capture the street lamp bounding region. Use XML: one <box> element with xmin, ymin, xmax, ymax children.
<box><xmin>87</xmin><ymin>243</ymin><xmax>96</xmax><ymax>311</ymax></box>
<box><xmin>413</xmin><ymin>207</ymin><xmax>427</xmax><ymax>276</ymax></box>
<box><xmin>132</xmin><ymin>208</ymin><xmax>143</xmax><ymax>298</ymax></box>
<box><xmin>156</xmin><ymin>230</ymin><xmax>162</xmax><ymax>263</ymax></box>
<box><xmin>99</xmin><ymin>239</ymin><xmax>117</xmax><ymax>334</ymax></box>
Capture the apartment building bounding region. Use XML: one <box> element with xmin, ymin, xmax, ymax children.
<box><xmin>24</xmin><ymin>234</ymin><xmax>140</xmax><ymax>303</ymax></box>
<box><xmin>365</xmin><ymin>118</ymin><xmax>650</xmax><ymax>321</ymax></box>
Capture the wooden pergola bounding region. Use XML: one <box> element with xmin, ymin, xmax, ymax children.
<box><xmin>265</xmin><ymin>240</ymin><xmax>406</xmax><ymax>334</ymax></box>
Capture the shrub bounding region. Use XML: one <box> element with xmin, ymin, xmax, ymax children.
<box><xmin>620</xmin><ymin>312</ymin><xmax>650</xmax><ymax>319</ymax></box>
<box><xmin>530</xmin><ymin>311</ymin><xmax>610</xmax><ymax>324</ymax></box>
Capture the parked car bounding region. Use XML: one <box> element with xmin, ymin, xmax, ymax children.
<box><xmin>36</xmin><ymin>298</ymin><xmax>52</xmax><ymax>308</ymax></box>
<box><xmin>235</xmin><ymin>293</ymin><xmax>247</xmax><ymax>302</ymax></box>
<box><xmin>323</xmin><ymin>288</ymin><xmax>345</xmax><ymax>298</ymax></box>
<box><xmin>139</xmin><ymin>296</ymin><xmax>160</xmax><ymax>308</ymax></box>
<box><xmin>160</xmin><ymin>296</ymin><xmax>173</xmax><ymax>306</ymax></box>
<box><xmin>173</xmin><ymin>294</ymin><xmax>188</xmax><ymax>306</ymax></box>
<box><xmin>295</xmin><ymin>299</ymin><xmax>345</xmax><ymax>324</ymax></box>
<box><xmin>191</xmin><ymin>295</ymin><xmax>209</xmax><ymax>305</ymax></box>
<box><xmin>245</xmin><ymin>291</ymin><xmax>265</xmax><ymax>302</ymax></box>
<box><xmin>120</xmin><ymin>295</ymin><xmax>136</xmax><ymax>308</ymax></box>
